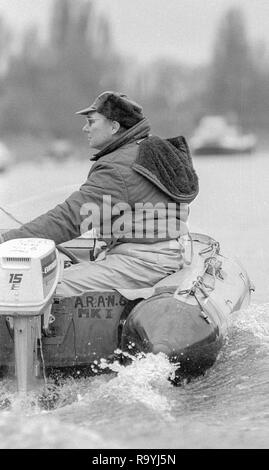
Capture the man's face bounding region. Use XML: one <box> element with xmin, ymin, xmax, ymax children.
<box><xmin>82</xmin><ymin>112</ymin><xmax>116</xmax><ymax>150</ymax></box>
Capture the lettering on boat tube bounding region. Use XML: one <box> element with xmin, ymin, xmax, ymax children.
<box><xmin>74</xmin><ymin>293</ymin><xmax>128</xmax><ymax>320</ymax></box>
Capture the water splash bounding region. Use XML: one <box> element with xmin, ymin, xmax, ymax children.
<box><xmin>79</xmin><ymin>352</ymin><xmax>178</xmax><ymax>420</ymax></box>
<box><xmin>233</xmin><ymin>303</ymin><xmax>269</xmax><ymax>345</ymax></box>
<box><xmin>0</xmin><ymin>374</ymin><xmax>121</xmax><ymax>448</ymax></box>
<box><xmin>0</xmin><ymin>373</ymin><xmax>87</xmax><ymax>413</ymax></box>
<box><xmin>1</xmin><ymin>352</ymin><xmax>178</xmax><ymax>418</ymax></box>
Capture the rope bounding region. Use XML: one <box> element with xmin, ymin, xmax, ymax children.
<box><xmin>0</xmin><ymin>205</ymin><xmax>23</xmax><ymax>225</ymax></box>
<box><xmin>39</xmin><ymin>334</ymin><xmax>48</xmax><ymax>391</ymax></box>
<box><xmin>174</xmin><ymin>241</ymin><xmax>219</xmax><ymax>299</ymax></box>
<box><xmin>173</xmin><ymin>239</ymin><xmax>221</xmax><ymax>324</ymax></box>
<box><xmin>199</xmin><ymin>240</ymin><xmax>220</xmax><ymax>256</ymax></box>
<box><xmin>192</xmin><ymin>291</ymin><xmax>212</xmax><ymax>324</ymax></box>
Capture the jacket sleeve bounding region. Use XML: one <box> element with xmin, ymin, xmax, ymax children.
<box><xmin>2</xmin><ymin>161</ymin><xmax>128</xmax><ymax>245</ymax></box>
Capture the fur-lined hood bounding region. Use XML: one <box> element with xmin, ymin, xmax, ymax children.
<box><xmin>134</xmin><ymin>135</ymin><xmax>199</xmax><ymax>204</ymax></box>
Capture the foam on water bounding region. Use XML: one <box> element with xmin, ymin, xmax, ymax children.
<box><xmin>0</xmin><ymin>409</ymin><xmax>119</xmax><ymax>449</ymax></box>
<box><xmin>0</xmin><ymin>352</ymin><xmax>179</xmax><ymax>448</ymax></box>
<box><xmin>232</xmin><ymin>303</ymin><xmax>269</xmax><ymax>345</ymax></box>
<box><xmin>83</xmin><ymin>352</ymin><xmax>177</xmax><ymax>416</ymax></box>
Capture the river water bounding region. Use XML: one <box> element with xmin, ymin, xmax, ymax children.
<box><xmin>0</xmin><ymin>151</ymin><xmax>269</xmax><ymax>449</ymax></box>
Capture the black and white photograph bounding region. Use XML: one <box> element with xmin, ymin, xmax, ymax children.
<box><xmin>0</xmin><ymin>0</ymin><xmax>268</xmax><ymax>453</ymax></box>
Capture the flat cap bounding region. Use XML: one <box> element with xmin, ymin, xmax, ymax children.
<box><xmin>76</xmin><ymin>91</ymin><xmax>145</xmax><ymax>129</ymax></box>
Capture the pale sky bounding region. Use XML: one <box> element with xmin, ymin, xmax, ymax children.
<box><xmin>0</xmin><ymin>0</ymin><xmax>268</xmax><ymax>65</ymax></box>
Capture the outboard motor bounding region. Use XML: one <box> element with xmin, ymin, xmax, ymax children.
<box><xmin>0</xmin><ymin>238</ymin><xmax>61</xmax><ymax>393</ymax></box>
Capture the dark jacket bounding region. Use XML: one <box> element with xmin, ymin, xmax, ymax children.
<box><xmin>2</xmin><ymin>119</ymin><xmax>199</xmax><ymax>247</ymax></box>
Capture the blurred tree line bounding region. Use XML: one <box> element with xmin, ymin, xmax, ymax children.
<box><xmin>0</xmin><ymin>0</ymin><xmax>268</xmax><ymax>154</ymax></box>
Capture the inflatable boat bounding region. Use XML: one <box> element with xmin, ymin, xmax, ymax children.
<box><xmin>0</xmin><ymin>232</ymin><xmax>254</xmax><ymax>393</ymax></box>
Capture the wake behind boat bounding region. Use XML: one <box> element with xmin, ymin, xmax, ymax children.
<box><xmin>0</xmin><ymin>231</ymin><xmax>254</xmax><ymax>393</ymax></box>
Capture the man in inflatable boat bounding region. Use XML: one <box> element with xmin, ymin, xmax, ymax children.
<box><xmin>0</xmin><ymin>91</ymin><xmax>199</xmax><ymax>297</ymax></box>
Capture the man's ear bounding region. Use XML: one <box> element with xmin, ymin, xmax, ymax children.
<box><xmin>111</xmin><ymin>120</ymin><xmax>121</xmax><ymax>134</ymax></box>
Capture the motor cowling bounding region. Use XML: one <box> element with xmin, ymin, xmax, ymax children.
<box><xmin>0</xmin><ymin>238</ymin><xmax>61</xmax><ymax>316</ymax></box>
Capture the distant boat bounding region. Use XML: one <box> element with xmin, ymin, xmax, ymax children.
<box><xmin>190</xmin><ymin>116</ymin><xmax>257</xmax><ymax>155</ymax></box>
<box><xmin>0</xmin><ymin>141</ymin><xmax>13</xmax><ymax>172</ymax></box>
